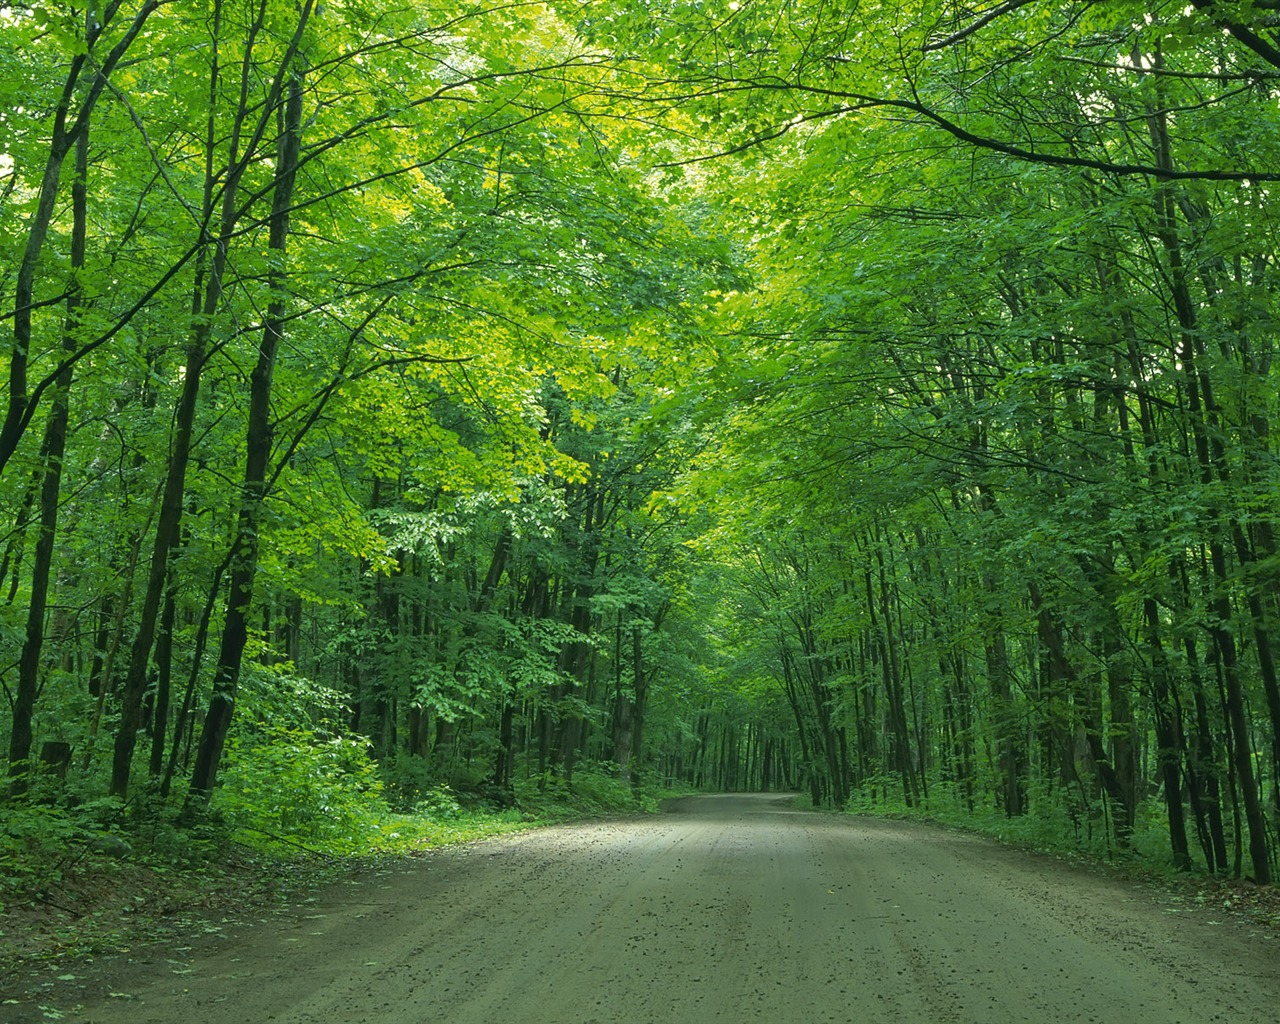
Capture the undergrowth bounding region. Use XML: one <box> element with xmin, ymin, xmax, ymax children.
<box><xmin>0</xmin><ymin>747</ymin><xmax>686</xmax><ymax>924</ymax></box>
<box><xmin>842</xmin><ymin>773</ymin><xmax>1211</xmax><ymax>878</ymax></box>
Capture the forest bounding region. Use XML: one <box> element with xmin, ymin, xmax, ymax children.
<box><xmin>5</xmin><ymin>0</ymin><xmax>1280</xmax><ymax>889</ymax></box>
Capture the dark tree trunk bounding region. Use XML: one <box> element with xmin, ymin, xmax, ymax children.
<box><xmin>189</xmin><ymin>69</ymin><xmax>305</xmax><ymax>798</ymax></box>
<box><xmin>1145</xmin><ymin>599</ymin><xmax>1192</xmax><ymax>870</ymax></box>
<box><xmin>6</xmin><ymin>123</ymin><xmax>87</xmax><ymax>796</ymax></box>
<box><xmin>148</xmin><ymin>588</ymin><xmax>177</xmax><ymax>779</ymax></box>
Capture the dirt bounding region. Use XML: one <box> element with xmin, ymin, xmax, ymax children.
<box><xmin>3</xmin><ymin>793</ymin><xmax>1279</xmax><ymax>1023</ymax></box>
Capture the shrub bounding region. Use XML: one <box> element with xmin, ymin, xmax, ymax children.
<box><xmin>213</xmin><ymin>726</ymin><xmax>387</xmax><ymax>856</ymax></box>
<box><xmin>0</xmin><ymin>801</ymin><xmax>80</xmax><ymax>911</ymax></box>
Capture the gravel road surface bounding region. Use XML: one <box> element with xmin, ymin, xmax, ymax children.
<box><xmin>8</xmin><ymin>793</ymin><xmax>1279</xmax><ymax>1023</ymax></box>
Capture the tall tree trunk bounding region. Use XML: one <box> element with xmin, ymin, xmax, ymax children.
<box><xmin>189</xmin><ymin>67</ymin><xmax>305</xmax><ymax>798</ymax></box>
<box><xmin>867</xmin><ymin>543</ymin><xmax>915</xmax><ymax>807</ymax></box>
<box><xmin>5</xmin><ymin>122</ymin><xmax>88</xmax><ymax>795</ymax></box>
<box><xmin>112</xmin><ymin>0</ymin><xmax>315</xmax><ymax>799</ymax></box>
<box><xmin>1145</xmin><ymin>98</ymin><xmax>1270</xmax><ymax>881</ymax></box>
<box><xmin>147</xmin><ymin>587</ymin><xmax>178</xmax><ymax>779</ymax></box>
<box><xmin>1184</xmin><ymin>627</ymin><xmax>1230</xmax><ymax>872</ymax></box>
<box><xmin>630</xmin><ymin>621</ymin><xmax>648</xmax><ymax>786</ymax></box>
<box><xmin>1145</xmin><ymin>598</ymin><xmax>1192</xmax><ymax>870</ymax></box>
<box><xmin>611</xmin><ymin>613</ymin><xmax>634</xmax><ymax>777</ymax></box>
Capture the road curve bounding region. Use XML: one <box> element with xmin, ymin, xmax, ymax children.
<box><xmin>14</xmin><ymin>793</ymin><xmax>1280</xmax><ymax>1023</ymax></box>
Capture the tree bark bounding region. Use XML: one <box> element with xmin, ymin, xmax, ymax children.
<box><xmin>6</xmin><ymin>120</ymin><xmax>88</xmax><ymax>795</ymax></box>
<box><xmin>189</xmin><ymin>67</ymin><xmax>305</xmax><ymax>798</ymax></box>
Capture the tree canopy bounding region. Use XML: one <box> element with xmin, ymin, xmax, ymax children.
<box><xmin>6</xmin><ymin>0</ymin><xmax>1280</xmax><ymax>885</ymax></box>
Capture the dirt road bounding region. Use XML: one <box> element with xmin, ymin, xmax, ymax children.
<box><xmin>7</xmin><ymin>794</ymin><xmax>1279</xmax><ymax>1023</ymax></box>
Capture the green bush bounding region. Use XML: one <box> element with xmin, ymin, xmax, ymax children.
<box><xmin>379</xmin><ymin>754</ymin><xmax>441</xmax><ymax>813</ymax></box>
<box><xmin>514</xmin><ymin>760</ymin><xmax>652</xmax><ymax>817</ymax></box>
<box><xmin>414</xmin><ymin>783</ymin><xmax>463</xmax><ymax>820</ymax></box>
<box><xmin>847</xmin><ymin>772</ymin><xmax>1203</xmax><ymax>875</ymax></box>
<box><xmin>0</xmin><ymin>801</ymin><xmax>79</xmax><ymax>911</ymax></box>
<box><xmin>213</xmin><ymin>725</ymin><xmax>387</xmax><ymax>856</ymax></box>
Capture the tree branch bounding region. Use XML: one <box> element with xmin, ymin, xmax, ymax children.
<box><xmin>922</xmin><ymin>0</ymin><xmax>1042</xmax><ymax>53</ymax></box>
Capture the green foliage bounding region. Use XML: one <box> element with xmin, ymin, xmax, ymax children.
<box><xmin>413</xmin><ymin>784</ymin><xmax>464</xmax><ymax>821</ymax></box>
<box><xmin>213</xmin><ymin>727</ymin><xmax>386</xmax><ymax>856</ymax></box>
<box><xmin>6</xmin><ymin>0</ymin><xmax>1280</xmax><ymax>893</ymax></box>
<box><xmin>516</xmin><ymin>761</ymin><xmax>665</xmax><ymax>817</ymax></box>
<box><xmin>380</xmin><ymin>756</ymin><xmax>465</xmax><ymax>816</ymax></box>
<box><xmin>0</xmin><ymin>802</ymin><xmax>81</xmax><ymax>912</ymax></box>
<box><xmin>0</xmin><ymin>790</ymin><xmax>209</xmax><ymax>914</ymax></box>
<box><xmin>848</xmin><ymin>779</ymin><xmax>1205</xmax><ymax>877</ymax></box>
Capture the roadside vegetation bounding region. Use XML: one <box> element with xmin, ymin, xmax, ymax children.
<box><xmin>9</xmin><ymin>0</ymin><xmax>1280</xmax><ymax>948</ymax></box>
<box><xmin>1</xmin><ymin>759</ymin><xmax>686</xmax><ymax>980</ymax></box>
